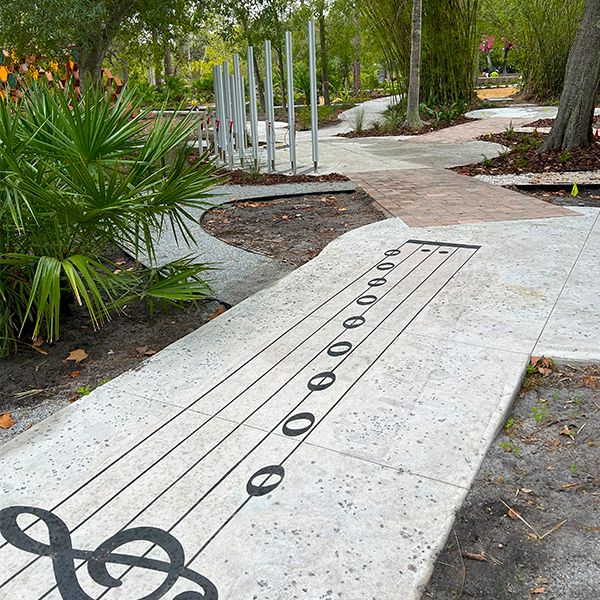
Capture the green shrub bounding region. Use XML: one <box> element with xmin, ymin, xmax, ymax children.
<box><xmin>0</xmin><ymin>85</ymin><xmax>218</xmax><ymax>357</ymax></box>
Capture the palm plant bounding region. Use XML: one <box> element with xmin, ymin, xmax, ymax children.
<box><xmin>0</xmin><ymin>85</ymin><xmax>218</xmax><ymax>357</ymax></box>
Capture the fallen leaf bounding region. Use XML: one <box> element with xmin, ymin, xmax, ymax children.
<box><xmin>530</xmin><ymin>356</ymin><xmax>540</xmax><ymax>367</ymax></box>
<box><xmin>32</xmin><ymin>338</ymin><xmax>48</xmax><ymax>355</ymax></box>
<box><xmin>65</xmin><ymin>348</ymin><xmax>88</xmax><ymax>364</ymax></box>
<box><xmin>531</xmin><ymin>587</ymin><xmax>545</xmax><ymax>594</ymax></box>
<box><xmin>135</xmin><ymin>346</ymin><xmax>157</xmax><ymax>356</ymax></box>
<box><xmin>508</xmin><ymin>507</ymin><xmax>521</xmax><ymax>520</ymax></box>
<box><xmin>559</xmin><ymin>425</ymin><xmax>574</xmax><ymax>439</ymax></box>
<box><xmin>69</xmin><ymin>370</ymin><xmax>81</xmax><ymax>379</ymax></box>
<box><xmin>462</xmin><ymin>551</ymin><xmax>487</xmax><ymax>562</ymax></box>
<box><xmin>521</xmin><ymin>488</ymin><xmax>533</xmax><ymax>494</ymax></box>
<box><xmin>0</xmin><ymin>413</ymin><xmax>17</xmax><ymax>429</ymax></box>
<box><xmin>208</xmin><ymin>305</ymin><xmax>226</xmax><ymax>321</ymax></box>
<box><xmin>582</xmin><ymin>376</ymin><xmax>598</xmax><ymax>388</ymax></box>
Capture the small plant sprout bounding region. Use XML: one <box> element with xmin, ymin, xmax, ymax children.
<box><xmin>77</xmin><ymin>385</ymin><xmax>91</xmax><ymax>396</ymax></box>
<box><xmin>531</xmin><ymin>404</ymin><xmax>548</xmax><ymax>423</ymax></box>
<box><xmin>504</xmin><ymin>120</ymin><xmax>516</xmax><ymax>140</ymax></box>
<box><xmin>504</xmin><ymin>417</ymin><xmax>516</xmax><ymax>431</ymax></box>
<box><xmin>558</xmin><ymin>149</ymin><xmax>572</xmax><ymax>164</ymax></box>
<box><xmin>349</xmin><ymin>107</ymin><xmax>366</xmax><ymax>133</ymax></box>
<box><xmin>499</xmin><ymin>440</ymin><xmax>521</xmax><ymax>456</ymax></box>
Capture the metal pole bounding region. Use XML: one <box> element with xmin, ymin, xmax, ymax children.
<box><xmin>212</xmin><ymin>67</ymin><xmax>220</xmax><ymax>156</ymax></box>
<box><xmin>308</xmin><ymin>20</ymin><xmax>319</xmax><ymax>171</ymax></box>
<box><xmin>212</xmin><ymin>110</ymin><xmax>218</xmax><ymax>158</ymax></box>
<box><xmin>247</xmin><ymin>46</ymin><xmax>260</xmax><ymax>170</ymax></box>
<box><xmin>264</xmin><ymin>39</ymin><xmax>276</xmax><ymax>172</ymax></box>
<box><xmin>240</xmin><ymin>75</ymin><xmax>247</xmax><ymax>148</ymax></box>
<box><xmin>223</xmin><ymin>61</ymin><xmax>234</xmax><ymax>165</ymax></box>
<box><xmin>285</xmin><ymin>31</ymin><xmax>297</xmax><ymax>175</ymax></box>
<box><xmin>233</xmin><ymin>54</ymin><xmax>245</xmax><ymax>166</ymax></box>
<box><xmin>197</xmin><ymin>110</ymin><xmax>203</xmax><ymax>157</ymax></box>
<box><xmin>216</xmin><ymin>66</ymin><xmax>227</xmax><ymax>161</ymax></box>
<box><xmin>229</xmin><ymin>73</ymin><xmax>237</xmax><ymax>152</ymax></box>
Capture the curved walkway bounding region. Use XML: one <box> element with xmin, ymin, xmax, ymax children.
<box><xmin>1</xmin><ymin>100</ymin><xmax>599</xmax><ymax>600</ymax></box>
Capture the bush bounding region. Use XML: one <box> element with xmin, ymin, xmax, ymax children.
<box><xmin>0</xmin><ymin>85</ymin><xmax>218</xmax><ymax>357</ymax></box>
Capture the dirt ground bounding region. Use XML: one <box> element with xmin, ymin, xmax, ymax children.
<box><xmin>455</xmin><ymin>132</ymin><xmax>600</xmax><ymax>176</ymax></box>
<box><xmin>1</xmin><ymin>191</ymin><xmax>385</xmax><ymax>442</ymax></box>
<box><xmin>201</xmin><ymin>190</ymin><xmax>388</xmax><ymax>267</ymax></box>
<box><xmin>0</xmin><ymin>297</ymin><xmax>224</xmax><ymax>444</ymax></box>
<box><xmin>426</xmin><ymin>363</ymin><xmax>600</xmax><ymax>600</ymax></box>
<box><xmin>524</xmin><ymin>188</ymin><xmax>600</xmax><ymax>208</ymax></box>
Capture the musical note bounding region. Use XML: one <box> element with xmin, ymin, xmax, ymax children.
<box><xmin>0</xmin><ymin>506</ymin><xmax>218</xmax><ymax>600</ymax></box>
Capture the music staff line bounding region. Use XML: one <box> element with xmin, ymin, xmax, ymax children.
<box><xmin>38</xmin><ymin>243</ymin><xmax>478</xmax><ymax>599</ymax></box>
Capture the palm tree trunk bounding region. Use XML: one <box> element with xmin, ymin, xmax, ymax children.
<box><xmin>404</xmin><ymin>0</ymin><xmax>424</xmax><ymax>129</ymax></box>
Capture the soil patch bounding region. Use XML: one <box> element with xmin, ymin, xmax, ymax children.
<box><xmin>520</xmin><ymin>187</ymin><xmax>600</xmax><ymax>208</ymax></box>
<box><xmin>202</xmin><ymin>190</ymin><xmax>387</xmax><ymax>268</ymax></box>
<box><xmin>339</xmin><ymin>115</ymin><xmax>471</xmax><ymax>138</ymax></box>
<box><xmin>454</xmin><ymin>131</ymin><xmax>600</xmax><ymax>176</ymax></box>
<box><xmin>526</xmin><ymin>116</ymin><xmax>600</xmax><ymax>128</ymax></box>
<box><xmin>426</xmin><ymin>363</ymin><xmax>600</xmax><ymax>599</ymax></box>
<box><xmin>223</xmin><ymin>169</ymin><xmax>349</xmax><ymax>186</ymax></box>
<box><xmin>0</xmin><ymin>293</ymin><xmax>225</xmax><ymax>444</ymax></box>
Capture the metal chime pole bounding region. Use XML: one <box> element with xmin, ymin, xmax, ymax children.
<box><xmin>229</xmin><ymin>73</ymin><xmax>237</xmax><ymax>156</ymax></box>
<box><xmin>247</xmin><ymin>46</ymin><xmax>260</xmax><ymax>170</ymax></box>
<box><xmin>285</xmin><ymin>31</ymin><xmax>297</xmax><ymax>175</ymax></box>
<box><xmin>218</xmin><ymin>67</ymin><xmax>228</xmax><ymax>161</ymax></box>
<box><xmin>240</xmin><ymin>75</ymin><xmax>247</xmax><ymax>147</ymax></box>
<box><xmin>264</xmin><ymin>39</ymin><xmax>276</xmax><ymax>172</ymax></box>
<box><xmin>214</xmin><ymin>65</ymin><xmax>225</xmax><ymax>161</ymax></box>
<box><xmin>308</xmin><ymin>20</ymin><xmax>319</xmax><ymax>172</ymax></box>
<box><xmin>223</xmin><ymin>61</ymin><xmax>234</xmax><ymax>165</ymax></box>
<box><xmin>233</xmin><ymin>54</ymin><xmax>245</xmax><ymax>166</ymax></box>
<box><xmin>212</xmin><ymin>109</ymin><xmax>218</xmax><ymax>158</ymax></box>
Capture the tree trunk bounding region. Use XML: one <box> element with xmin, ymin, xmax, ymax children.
<box><xmin>79</xmin><ymin>44</ymin><xmax>106</xmax><ymax>87</ymax></box>
<box><xmin>78</xmin><ymin>0</ymin><xmax>136</xmax><ymax>86</ymax></box>
<box><xmin>542</xmin><ymin>0</ymin><xmax>600</xmax><ymax>151</ymax></box>
<box><xmin>353</xmin><ymin>31</ymin><xmax>361</xmax><ymax>92</ymax></box>
<box><xmin>404</xmin><ymin>0</ymin><xmax>424</xmax><ymax>130</ymax></box>
<box><xmin>318</xmin><ymin>9</ymin><xmax>330</xmax><ymax>105</ymax></box>
<box><xmin>164</xmin><ymin>47</ymin><xmax>174</xmax><ymax>79</ymax></box>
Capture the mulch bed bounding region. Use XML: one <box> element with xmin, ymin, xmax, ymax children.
<box><xmin>522</xmin><ymin>188</ymin><xmax>600</xmax><ymax>208</ymax></box>
<box><xmin>223</xmin><ymin>170</ymin><xmax>349</xmax><ymax>186</ymax></box>
<box><xmin>338</xmin><ymin>115</ymin><xmax>472</xmax><ymax>138</ymax></box>
<box><xmin>0</xmin><ymin>293</ymin><xmax>225</xmax><ymax>444</ymax></box>
<box><xmin>526</xmin><ymin>116</ymin><xmax>600</xmax><ymax>128</ymax></box>
<box><xmin>454</xmin><ymin>131</ymin><xmax>600</xmax><ymax>176</ymax></box>
<box><xmin>202</xmin><ymin>190</ymin><xmax>387</xmax><ymax>268</ymax></box>
<box><xmin>426</xmin><ymin>362</ymin><xmax>600</xmax><ymax>599</ymax></box>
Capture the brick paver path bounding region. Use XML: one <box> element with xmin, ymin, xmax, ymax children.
<box><xmin>352</xmin><ymin>168</ymin><xmax>575</xmax><ymax>226</ymax></box>
<box><xmin>407</xmin><ymin>117</ymin><xmax>531</xmax><ymax>144</ymax></box>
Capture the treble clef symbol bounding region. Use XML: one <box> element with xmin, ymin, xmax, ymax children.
<box><xmin>0</xmin><ymin>506</ymin><xmax>218</xmax><ymax>600</ymax></box>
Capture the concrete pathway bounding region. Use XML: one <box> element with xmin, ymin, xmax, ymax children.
<box><xmin>2</xmin><ymin>100</ymin><xmax>600</xmax><ymax>600</ymax></box>
<box><xmin>139</xmin><ymin>180</ymin><xmax>355</xmax><ymax>305</ymax></box>
<box><xmin>2</xmin><ymin>209</ymin><xmax>599</xmax><ymax>599</ymax></box>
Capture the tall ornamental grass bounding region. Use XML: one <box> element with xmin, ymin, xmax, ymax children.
<box><xmin>0</xmin><ymin>85</ymin><xmax>217</xmax><ymax>357</ymax></box>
